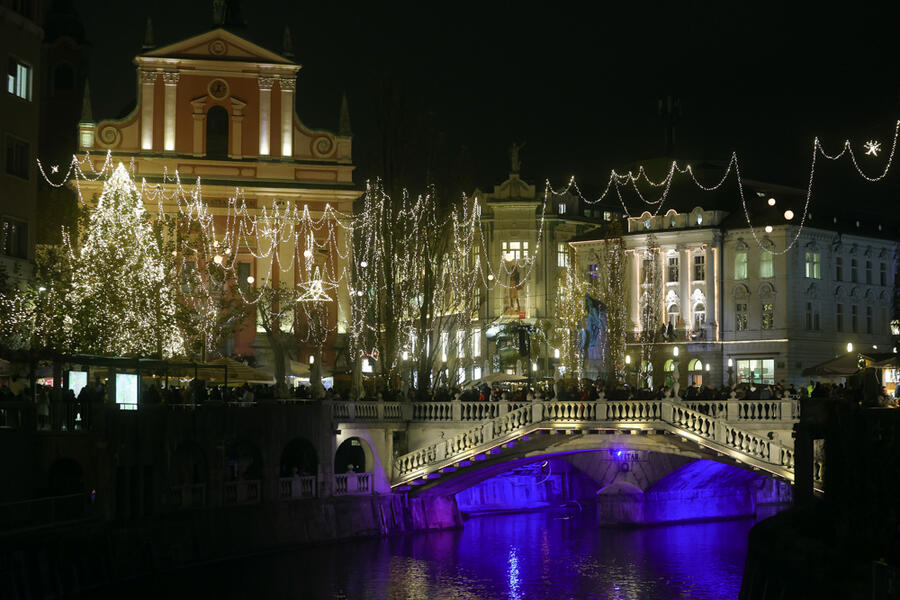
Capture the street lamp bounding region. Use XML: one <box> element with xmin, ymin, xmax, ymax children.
<box><xmin>727</xmin><ymin>357</ymin><xmax>734</xmax><ymax>387</ymax></box>
<box><xmin>847</xmin><ymin>342</ymin><xmax>854</xmax><ymax>353</ymax></box>
<box><xmin>673</xmin><ymin>346</ymin><xmax>679</xmax><ymax>357</ymax></box>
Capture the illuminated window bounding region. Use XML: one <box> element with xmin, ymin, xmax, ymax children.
<box><xmin>736</xmin><ymin>303</ymin><xmax>748</xmax><ymax>331</ymax></box>
<box><xmin>734</xmin><ymin>252</ymin><xmax>748</xmax><ymax>280</ymax></box>
<box><xmin>501</xmin><ymin>240</ymin><xmax>529</xmax><ymax>261</ymax></box>
<box><xmin>693</xmin><ymin>303</ymin><xmax>706</xmax><ymax>330</ymax></box>
<box><xmin>805</xmin><ymin>252</ymin><xmax>821</xmax><ymax>279</ymax></box>
<box><xmin>736</xmin><ymin>358</ymin><xmax>775</xmax><ymax>385</ymax></box>
<box><xmin>667</xmin><ymin>304</ymin><xmax>680</xmax><ymax>327</ymax></box>
<box><xmin>473</xmin><ymin>366</ymin><xmax>482</xmax><ymax>380</ymax></box>
<box><xmin>557</xmin><ymin>243</ymin><xmax>569</xmax><ymax>268</ymax></box>
<box><xmin>472</xmin><ymin>329</ymin><xmax>481</xmax><ymax>357</ymax></box>
<box><xmin>693</xmin><ymin>255</ymin><xmax>705</xmax><ymax>281</ymax></box>
<box><xmin>760</xmin><ymin>251</ymin><xmax>773</xmax><ymax>278</ymax></box>
<box><xmin>761</xmin><ymin>303</ymin><xmax>774</xmax><ymax>330</ymax></box>
<box><xmin>603</xmin><ymin>211</ymin><xmax>611</xmax><ymax>221</ymax></box>
<box><xmin>7</xmin><ymin>57</ymin><xmax>31</xmax><ymax>100</ymax></box>
<box><xmin>667</xmin><ymin>256</ymin><xmax>679</xmax><ymax>282</ymax></box>
<box><xmin>558</xmin><ymin>203</ymin><xmax>567</xmax><ymax>214</ymax></box>
<box><xmin>457</xmin><ymin>330</ymin><xmax>465</xmax><ymax>358</ymax></box>
<box><xmin>458</xmin><ymin>367</ymin><xmax>466</xmax><ymax>382</ymax></box>
<box><xmin>440</xmin><ymin>332</ymin><xmax>448</xmax><ymax>362</ymax></box>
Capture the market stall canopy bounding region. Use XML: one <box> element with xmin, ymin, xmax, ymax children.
<box><xmin>802</xmin><ymin>352</ymin><xmax>893</xmax><ymax>377</ymax></box>
<box><xmin>870</xmin><ymin>355</ymin><xmax>900</xmax><ymax>369</ymax></box>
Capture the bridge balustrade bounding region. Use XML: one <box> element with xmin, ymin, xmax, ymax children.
<box><xmin>169</xmin><ymin>483</ymin><xmax>206</xmax><ymax>509</ymax></box>
<box><xmin>278</xmin><ymin>476</ymin><xmax>317</xmax><ymax>499</ymax></box>
<box><xmin>223</xmin><ymin>480</ymin><xmax>260</xmax><ymax>505</ymax></box>
<box><xmin>605</xmin><ymin>400</ymin><xmax>662</xmax><ymax>421</ymax></box>
<box><xmin>412</xmin><ymin>402</ymin><xmax>454</xmax><ymax>421</ymax></box>
<box><xmin>670</xmin><ymin>405</ymin><xmax>717</xmax><ymax>439</ymax></box>
<box><xmin>333</xmin><ymin>473</ymin><xmax>372</xmax><ymax>495</ymax></box>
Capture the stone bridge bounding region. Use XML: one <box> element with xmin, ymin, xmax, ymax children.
<box><xmin>331</xmin><ymin>395</ymin><xmax>824</xmax><ymax>498</ymax></box>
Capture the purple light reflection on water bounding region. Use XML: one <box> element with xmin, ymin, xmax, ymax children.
<box><xmin>113</xmin><ymin>510</ymin><xmax>762</xmax><ymax>599</ymax></box>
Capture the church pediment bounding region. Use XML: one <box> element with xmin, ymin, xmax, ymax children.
<box><xmin>141</xmin><ymin>28</ymin><xmax>295</xmax><ymax>65</ymax></box>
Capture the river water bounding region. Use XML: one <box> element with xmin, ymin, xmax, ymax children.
<box><xmin>116</xmin><ymin>509</ymin><xmax>768</xmax><ymax>599</ymax></box>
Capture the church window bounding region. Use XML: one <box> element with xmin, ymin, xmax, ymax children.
<box><xmin>206</xmin><ymin>105</ymin><xmax>229</xmax><ymax>159</ymax></box>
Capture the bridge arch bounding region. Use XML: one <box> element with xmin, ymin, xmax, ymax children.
<box><xmin>225</xmin><ymin>439</ymin><xmax>263</xmax><ymax>481</ymax></box>
<box><xmin>281</xmin><ymin>437</ymin><xmax>318</xmax><ymax>477</ymax></box>
<box><xmin>334</xmin><ymin>436</ymin><xmax>372</xmax><ymax>474</ymax></box>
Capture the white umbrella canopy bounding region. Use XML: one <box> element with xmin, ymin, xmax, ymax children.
<box><xmin>468</xmin><ymin>372</ymin><xmax>528</xmax><ymax>385</ymax></box>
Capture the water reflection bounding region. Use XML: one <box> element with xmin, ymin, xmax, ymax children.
<box><xmin>111</xmin><ymin>511</ymin><xmax>767</xmax><ymax>599</ymax></box>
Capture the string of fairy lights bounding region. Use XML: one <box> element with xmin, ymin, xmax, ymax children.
<box><xmin>546</xmin><ymin>119</ymin><xmax>900</xmax><ymax>255</ymax></box>
<box><xmin>28</xmin><ymin>118</ymin><xmax>899</xmax><ymax>368</ymax></box>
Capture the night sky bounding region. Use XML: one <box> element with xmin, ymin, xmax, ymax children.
<box><xmin>74</xmin><ymin>1</ymin><xmax>899</xmax><ymax>209</ymax></box>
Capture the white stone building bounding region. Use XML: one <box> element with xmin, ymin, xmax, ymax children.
<box><xmin>571</xmin><ymin>177</ymin><xmax>898</xmax><ymax>388</ymax></box>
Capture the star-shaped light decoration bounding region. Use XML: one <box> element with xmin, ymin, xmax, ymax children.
<box><xmin>864</xmin><ymin>140</ymin><xmax>881</xmax><ymax>156</ymax></box>
<box><xmin>50</xmin><ymin>165</ymin><xmax>59</xmax><ymax>174</ymax></box>
<box><xmin>297</xmin><ymin>266</ymin><xmax>336</xmax><ymax>302</ymax></box>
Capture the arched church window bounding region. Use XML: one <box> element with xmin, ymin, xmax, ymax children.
<box><xmin>206</xmin><ymin>105</ymin><xmax>229</xmax><ymax>159</ymax></box>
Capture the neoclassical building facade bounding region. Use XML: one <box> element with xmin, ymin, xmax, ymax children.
<box><xmin>572</xmin><ymin>187</ymin><xmax>898</xmax><ymax>388</ymax></box>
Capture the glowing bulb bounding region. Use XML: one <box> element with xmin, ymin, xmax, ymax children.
<box><xmin>532</xmin><ymin>362</ymin><xmax>537</xmax><ymax>372</ymax></box>
<box><xmin>171</xmin><ymin>250</ymin><xmax>177</xmax><ymax>257</ymax></box>
<box><xmin>764</xmin><ymin>225</ymin><xmax>773</xmax><ymax>233</ymax></box>
<box><xmin>356</xmin><ymin>290</ymin><xmax>363</xmax><ymax>296</ymax></box>
<box><xmin>360</xmin><ymin>260</ymin><xmax>368</xmax><ymax>268</ymax></box>
<box><xmin>505</xmin><ymin>253</ymin><xmax>514</xmax><ymax>262</ymax></box>
<box><xmin>487</xmin><ymin>274</ymin><xmax>494</xmax><ymax>281</ymax></box>
<box><xmin>402</xmin><ymin>351</ymin><xmax>409</xmax><ymax>360</ymax></box>
<box><xmin>309</xmin><ymin>355</ymin><xmax>315</xmax><ymax>365</ymax></box>
<box><xmin>303</xmin><ymin>249</ymin><xmax>312</xmax><ymax>258</ymax></box>
<box><xmin>246</xmin><ymin>275</ymin><xmax>255</xmax><ymax>284</ymax></box>
<box><xmin>847</xmin><ymin>342</ymin><xmax>853</xmax><ymax>353</ymax></box>
<box><xmin>728</xmin><ymin>358</ymin><xmax>733</xmax><ymax>367</ymax></box>
<box><xmin>213</xmin><ymin>240</ymin><xmax>219</xmax><ymax>247</ymax></box>
<box><xmin>705</xmin><ymin>363</ymin><xmax>710</xmax><ymax>372</ymax></box>
<box><xmin>554</xmin><ymin>348</ymin><xmax>560</xmax><ymax>359</ymax></box>
<box><xmin>625</xmin><ymin>354</ymin><xmax>631</xmax><ymax>364</ymax></box>
<box><xmin>767</xmin><ymin>197</ymin><xmax>776</xmax><ymax>206</ymax></box>
<box><xmin>225</xmin><ymin>248</ymin><xmax>231</xmax><ymax>255</ymax></box>
<box><xmin>673</xmin><ymin>346</ymin><xmax>679</xmax><ymax>357</ymax></box>
<box><xmin>784</xmin><ymin>210</ymin><xmax>794</xmax><ymax>221</ymax></box>
<box><xmin>213</xmin><ymin>254</ymin><xmax>223</xmax><ymax>264</ymax></box>
<box><xmin>38</xmin><ymin>286</ymin><xmax>47</xmax><ymax>292</ymax></box>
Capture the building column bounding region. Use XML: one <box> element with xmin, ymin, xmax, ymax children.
<box><xmin>140</xmin><ymin>70</ymin><xmax>157</xmax><ymax>151</ymax></box>
<box><xmin>631</xmin><ymin>249</ymin><xmax>641</xmax><ymax>331</ymax></box>
<box><xmin>191</xmin><ymin>97</ymin><xmax>206</xmax><ymax>156</ymax></box>
<box><xmin>680</xmin><ymin>245</ymin><xmax>691</xmax><ymax>331</ymax></box>
<box><xmin>707</xmin><ymin>245</ymin><xmax>717</xmax><ymax>340</ymax></box>
<box><xmin>230</xmin><ymin>98</ymin><xmax>246</xmax><ymax>158</ymax></box>
<box><xmin>162</xmin><ymin>72</ymin><xmax>180</xmax><ymax>152</ymax></box>
<box><xmin>258</xmin><ymin>76</ymin><xmax>276</xmax><ymax>156</ymax></box>
<box><xmin>280</xmin><ymin>77</ymin><xmax>295</xmax><ymax>157</ymax></box>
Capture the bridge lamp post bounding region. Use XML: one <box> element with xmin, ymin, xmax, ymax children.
<box><xmin>727</xmin><ymin>358</ymin><xmax>734</xmax><ymax>388</ymax></box>
<box><xmin>625</xmin><ymin>354</ymin><xmax>632</xmax><ymax>387</ymax></box>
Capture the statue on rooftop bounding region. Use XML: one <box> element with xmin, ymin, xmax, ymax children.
<box><xmin>510</xmin><ymin>141</ymin><xmax>525</xmax><ymax>174</ymax></box>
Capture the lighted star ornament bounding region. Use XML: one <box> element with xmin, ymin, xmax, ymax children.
<box><xmin>864</xmin><ymin>140</ymin><xmax>881</xmax><ymax>156</ymax></box>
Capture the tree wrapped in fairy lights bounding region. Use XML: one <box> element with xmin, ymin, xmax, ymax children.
<box><xmin>67</xmin><ymin>163</ymin><xmax>184</xmax><ymax>357</ymax></box>
<box><xmin>638</xmin><ymin>233</ymin><xmax>663</xmax><ymax>386</ymax></box>
<box><xmin>554</xmin><ymin>259</ymin><xmax>586</xmax><ymax>380</ymax></box>
<box><xmin>350</xmin><ymin>180</ymin><xmax>484</xmax><ymax>395</ymax></box>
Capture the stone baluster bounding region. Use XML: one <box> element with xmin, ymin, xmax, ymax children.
<box><xmin>401</xmin><ymin>398</ymin><xmax>413</xmax><ymax>421</ymax></box>
<box><xmin>726</xmin><ymin>391</ymin><xmax>739</xmax><ymax>421</ymax></box>
<box><xmin>452</xmin><ymin>394</ymin><xmax>462</xmax><ymax>421</ymax></box>
<box><xmin>376</xmin><ymin>398</ymin><xmax>384</xmax><ymax>421</ymax></box>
